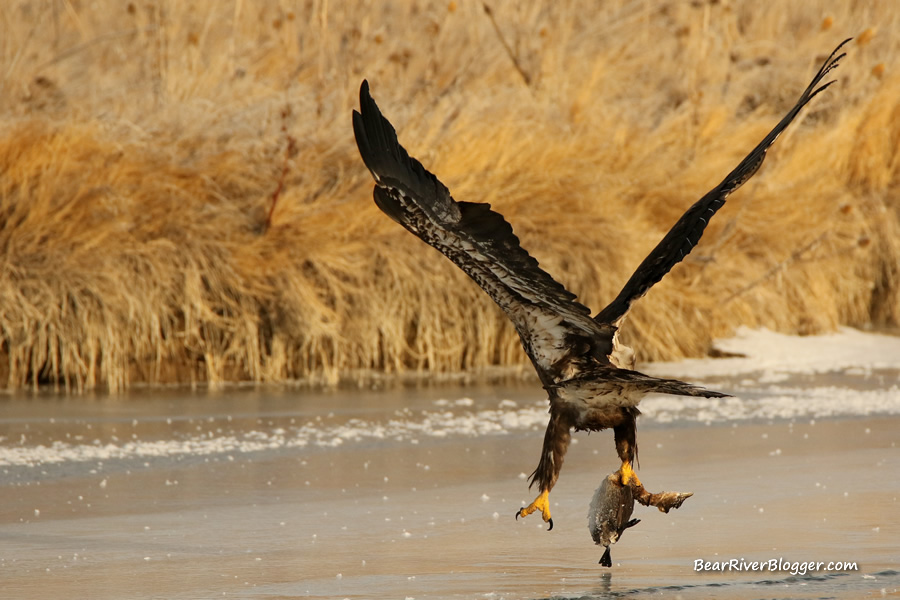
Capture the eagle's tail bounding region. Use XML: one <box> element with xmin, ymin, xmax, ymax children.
<box><xmin>631</xmin><ymin>373</ymin><xmax>729</xmax><ymax>398</ymax></box>
<box><xmin>556</xmin><ymin>368</ymin><xmax>730</xmax><ymax>400</ymax></box>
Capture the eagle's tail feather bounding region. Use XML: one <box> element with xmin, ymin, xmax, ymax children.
<box><xmin>556</xmin><ymin>369</ymin><xmax>730</xmax><ymax>399</ymax></box>
<box><xmin>634</xmin><ymin>375</ymin><xmax>729</xmax><ymax>398</ymax></box>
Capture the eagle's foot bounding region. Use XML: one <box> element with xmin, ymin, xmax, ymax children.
<box><xmin>516</xmin><ymin>489</ymin><xmax>553</xmax><ymax>531</ymax></box>
<box><xmin>618</xmin><ymin>460</ymin><xmax>642</xmax><ymax>487</ymax></box>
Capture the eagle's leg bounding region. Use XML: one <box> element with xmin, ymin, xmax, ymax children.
<box><xmin>613</xmin><ymin>408</ymin><xmax>641</xmax><ymax>487</ymax></box>
<box><xmin>516</xmin><ymin>407</ymin><xmax>572</xmax><ymax>531</ymax></box>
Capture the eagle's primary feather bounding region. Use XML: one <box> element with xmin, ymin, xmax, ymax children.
<box><xmin>354</xmin><ymin>83</ymin><xmax>617</xmax><ymax>385</ymax></box>
<box><xmin>594</xmin><ymin>40</ymin><xmax>850</xmax><ymax>326</ymax></box>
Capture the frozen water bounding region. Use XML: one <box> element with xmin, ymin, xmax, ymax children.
<box><xmin>1</xmin><ymin>328</ymin><xmax>897</xmax><ymax>468</ymax></box>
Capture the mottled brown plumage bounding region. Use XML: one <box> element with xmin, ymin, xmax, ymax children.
<box><xmin>352</xmin><ymin>39</ymin><xmax>849</xmax><ymax>532</ymax></box>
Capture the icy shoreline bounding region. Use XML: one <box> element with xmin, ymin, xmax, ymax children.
<box><xmin>2</xmin><ymin>327</ymin><xmax>898</xmax><ymax>468</ymax></box>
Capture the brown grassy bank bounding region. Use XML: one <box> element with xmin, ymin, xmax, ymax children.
<box><xmin>0</xmin><ymin>1</ymin><xmax>898</xmax><ymax>392</ymax></box>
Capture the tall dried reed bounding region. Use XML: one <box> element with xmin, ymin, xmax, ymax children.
<box><xmin>0</xmin><ymin>1</ymin><xmax>898</xmax><ymax>391</ymax></box>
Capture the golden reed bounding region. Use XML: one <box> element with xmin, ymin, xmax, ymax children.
<box><xmin>0</xmin><ymin>1</ymin><xmax>897</xmax><ymax>391</ymax></box>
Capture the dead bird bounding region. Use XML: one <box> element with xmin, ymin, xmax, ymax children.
<box><xmin>589</xmin><ymin>471</ymin><xmax>695</xmax><ymax>567</ymax></box>
<box><xmin>588</xmin><ymin>471</ymin><xmax>640</xmax><ymax>567</ymax></box>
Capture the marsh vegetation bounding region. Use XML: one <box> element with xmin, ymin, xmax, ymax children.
<box><xmin>1</xmin><ymin>1</ymin><xmax>897</xmax><ymax>391</ymax></box>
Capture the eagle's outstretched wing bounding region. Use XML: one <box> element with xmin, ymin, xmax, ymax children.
<box><xmin>593</xmin><ymin>39</ymin><xmax>850</xmax><ymax>326</ymax></box>
<box><xmin>353</xmin><ymin>81</ymin><xmax>615</xmax><ymax>383</ymax></box>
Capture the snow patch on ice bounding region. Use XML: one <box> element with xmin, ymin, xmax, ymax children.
<box><xmin>641</xmin><ymin>386</ymin><xmax>900</xmax><ymax>423</ymax></box>
<box><xmin>4</xmin><ymin>383</ymin><xmax>896</xmax><ymax>468</ymax></box>
<box><xmin>0</xmin><ymin>404</ymin><xmax>551</xmax><ymax>467</ymax></box>
<box><xmin>648</xmin><ymin>326</ymin><xmax>900</xmax><ymax>379</ymax></box>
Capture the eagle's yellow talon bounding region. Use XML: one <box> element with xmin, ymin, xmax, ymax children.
<box><xmin>516</xmin><ymin>490</ymin><xmax>553</xmax><ymax>530</ymax></box>
<box><xmin>620</xmin><ymin>461</ymin><xmax>641</xmax><ymax>487</ymax></box>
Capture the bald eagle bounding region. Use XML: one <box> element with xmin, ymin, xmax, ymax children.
<box><xmin>352</xmin><ymin>40</ymin><xmax>848</xmax><ymax>531</ymax></box>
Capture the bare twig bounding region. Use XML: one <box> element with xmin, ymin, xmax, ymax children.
<box><xmin>264</xmin><ymin>107</ymin><xmax>297</xmax><ymax>233</ymax></box>
<box><xmin>152</xmin><ymin>0</ymin><xmax>168</xmax><ymax>106</ymax></box>
<box><xmin>34</xmin><ymin>27</ymin><xmax>152</xmax><ymax>72</ymax></box>
<box><xmin>481</xmin><ymin>3</ymin><xmax>532</xmax><ymax>87</ymax></box>
<box><xmin>723</xmin><ymin>231</ymin><xmax>830</xmax><ymax>304</ymax></box>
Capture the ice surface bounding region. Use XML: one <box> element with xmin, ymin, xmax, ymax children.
<box><xmin>1</xmin><ymin>328</ymin><xmax>897</xmax><ymax>468</ymax></box>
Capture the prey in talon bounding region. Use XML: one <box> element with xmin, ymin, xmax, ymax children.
<box><xmin>353</xmin><ymin>42</ymin><xmax>848</xmax><ymax>539</ymax></box>
<box><xmin>589</xmin><ymin>470</ymin><xmax>694</xmax><ymax>566</ymax></box>
<box><xmin>588</xmin><ymin>471</ymin><xmax>641</xmax><ymax>567</ymax></box>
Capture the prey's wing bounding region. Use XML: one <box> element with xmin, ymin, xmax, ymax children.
<box><xmin>353</xmin><ymin>81</ymin><xmax>615</xmax><ymax>381</ymax></box>
<box><xmin>594</xmin><ymin>39</ymin><xmax>850</xmax><ymax>326</ymax></box>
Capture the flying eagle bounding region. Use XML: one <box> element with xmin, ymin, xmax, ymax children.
<box><xmin>353</xmin><ymin>41</ymin><xmax>848</xmax><ymax>531</ymax></box>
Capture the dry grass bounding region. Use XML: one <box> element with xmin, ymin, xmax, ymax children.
<box><xmin>0</xmin><ymin>0</ymin><xmax>898</xmax><ymax>391</ymax></box>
